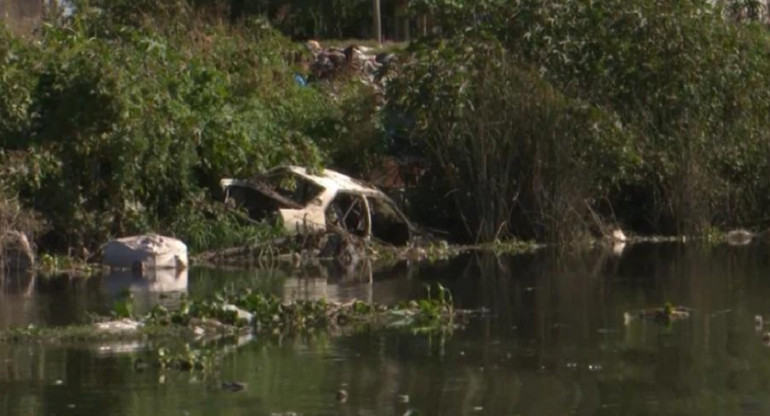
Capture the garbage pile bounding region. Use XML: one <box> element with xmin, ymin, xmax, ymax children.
<box><xmin>305</xmin><ymin>40</ymin><xmax>397</xmax><ymax>92</ymax></box>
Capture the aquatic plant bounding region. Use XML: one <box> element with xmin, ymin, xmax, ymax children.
<box><xmin>112</xmin><ymin>290</ymin><xmax>135</xmax><ymax>319</ymax></box>
<box><xmin>623</xmin><ymin>302</ymin><xmax>692</xmax><ymax>327</ymax></box>
<box><xmin>156</xmin><ymin>344</ymin><xmax>221</xmax><ymax>372</ymax></box>
<box><xmin>37</xmin><ymin>253</ymin><xmax>99</xmax><ymax>276</ymax></box>
<box><xmin>1</xmin><ymin>283</ymin><xmax>461</xmax><ymax>376</ymax></box>
<box><xmin>145</xmin><ymin>283</ymin><xmax>458</xmax><ymax>335</ymax></box>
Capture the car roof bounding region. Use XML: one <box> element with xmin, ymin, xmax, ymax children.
<box><xmin>281</xmin><ymin>166</ymin><xmax>388</xmax><ymax>198</ymax></box>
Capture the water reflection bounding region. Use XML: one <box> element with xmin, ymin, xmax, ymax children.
<box><xmin>102</xmin><ymin>268</ymin><xmax>188</xmax><ymax>315</ymax></box>
<box><xmin>0</xmin><ymin>273</ymin><xmax>104</xmax><ymax>329</ymax></box>
<box><xmin>0</xmin><ymin>268</ymin><xmax>190</xmax><ymax>329</ymax></box>
<box><xmin>191</xmin><ymin>260</ymin><xmax>422</xmax><ymax>305</ymax></box>
<box><xmin>4</xmin><ymin>243</ymin><xmax>770</xmax><ymax>415</ymax></box>
<box><xmin>280</xmin><ymin>260</ymin><xmax>421</xmax><ymax>304</ymax></box>
<box><xmin>612</xmin><ymin>241</ymin><xmax>626</xmax><ymax>256</ymax></box>
<box><xmin>419</xmin><ymin>243</ymin><xmax>770</xmax><ymax>415</ymax></box>
<box><xmin>0</xmin><ymin>260</ymin><xmax>422</xmax><ymax>332</ymax></box>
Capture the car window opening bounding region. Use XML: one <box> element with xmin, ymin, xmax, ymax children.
<box><xmin>326</xmin><ymin>193</ymin><xmax>368</xmax><ymax>237</ymax></box>
<box><xmin>367</xmin><ymin>197</ymin><xmax>410</xmax><ymax>245</ymax></box>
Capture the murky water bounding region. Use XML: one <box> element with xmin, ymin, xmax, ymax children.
<box><xmin>3</xmin><ymin>242</ymin><xmax>770</xmax><ymax>415</ymax></box>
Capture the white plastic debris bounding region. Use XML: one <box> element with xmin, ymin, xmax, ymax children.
<box><xmin>95</xmin><ymin>341</ymin><xmax>144</xmax><ymax>355</ymax></box>
<box><xmin>103</xmin><ymin>234</ymin><xmax>188</xmax><ymax>270</ymax></box>
<box><xmin>222</xmin><ymin>304</ymin><xmax>254</xmax><ymax>323</ymax></box>
<box><xmin>94</xmin><ymin>318</ymin><xmax>142</xmax><ymax>333</ymax></box>
<box><xmin>610</xmin><ymin>228</ymin><xmax>628</xmax><ymax>243</ymax></box>
<box><xmin>726</xmin><ymin>229</ymin><xmax>754</xmax><ymax>246</ymax></box>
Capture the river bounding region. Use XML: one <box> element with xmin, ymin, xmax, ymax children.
<box><xmin>2</xmin><ymin>242</ymin><xmax>770</xmax><ymax>415</ymax></box>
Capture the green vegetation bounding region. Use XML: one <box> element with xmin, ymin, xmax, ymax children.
<box><xmin>0</xmin><ymin>283</ymin><xmax>457</xmax><ymax>341</ymax></box>
<box><xmin>4</xmin><ymin>0</ymin><xmax>770</xmax><ymax>257</ymax></box>
<box><xmin>392</xmin><ymin>0</ymin><xmax>770</xmax><ymax>242</ymax></box>
<box><xmin>37</xmin><ymin>252</ymin><xmax>99</xmax><ymax>275</ymax></box>
<box><xmin>389</xmin><ymin>35</ymin><xmax>630</xmax><ymax>242</ymax></box>
<box><xmin>143</xmin><ymin>282</ymin><xmax>456</xmax><ymax>334</ymax></box>
<box><xmin>0</xmin><ymin>0</ymin><xmax>376</xmax><ymax>254</ymax></box>
<box><xmin>0</xmin><ymin>283</ymin><xmax>458</xmax><ymax>372</ymax></box>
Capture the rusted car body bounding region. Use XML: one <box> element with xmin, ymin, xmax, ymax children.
<box><xmin>220</xmin><ymin>166</ymin><xmax>413</xmax><ymax>245</ymax></box>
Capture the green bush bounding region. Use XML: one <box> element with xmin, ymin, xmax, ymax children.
<box><xmin>508</xmin><ymin>0</ymin><xmax>770</xmax><ymax>234</ymax></box>
<box><xmin>0</xmin><ymin>2</ymin><xmax>360</xmax><ymax>252</ymax></box>
<box><xmin>388</xmin><ymin>35</ymin><xmax>634</xmax><ymax>242</ymax></box>
<box><xmin>395</xmin><ymin>0</ymin><xmax>770</xmax><ymax>239</ymax></box>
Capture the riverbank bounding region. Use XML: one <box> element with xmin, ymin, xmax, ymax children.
<box><xmin>5</xmin><ymin>0</ymin><xmax>770</xmax><ymax>262</ymax></box>
<box><xmin>17</xmin><ymin>228</ymin><xmax>761</xmax><ymax>277</ymax></box>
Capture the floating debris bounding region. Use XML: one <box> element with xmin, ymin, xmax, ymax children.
<box><xmin>95</xmin><ymin>341</ymin><xmax>144</xmax><ymax>355</ymax></box>
<box><xmin>623</xmin><ymin>303</ymin><xmax>692</xmax><ymax>326</ymax></box>
<box><xmin>610</xmin><ymin>228</ymin><xmax>628</xmax><ymax>243</ymax></box>
<box><xmin>0</xmin><ymin>283</ymin><xmax>461</xmax><ymax>379</ymax></box>
<box><xmin>221</xmin><ymin>381</ymin><xmax>247</xmax><ymax>392</ymax></box>
<box><xmin>726</xmin><ymin>229</ymin><xmax>754</xmax><ymax>246</ymax></box>
<box><xmin>587</xmin><ymin>364</ymin><xmax>603</xmax><ymax>372</ymax></box>
<box><xmin>336</xmin><ymin>389</ymin><xmax>348</xmax><ymax>403</ymax></box>
<box><xmin>1</xmin><ymin>284</ymin><xmax>460</xmax><ymax>346</ymax></box>
<box><xmin>221</xmin><ymin>304</ymin><xmax>254</xmax><ymax>324</ymax></box>
<box><xmin>94</xmin><ymin>318</ymin><xmax>143</xmax><ymax>333</ymax></box>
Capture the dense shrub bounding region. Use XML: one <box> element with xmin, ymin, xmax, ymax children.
<box><xmin>7</xmin><ymin>0</ymin><xmax>770</xmax><ymax>250</ymax></box>
<box><xmin>393</xmin><ymin>0</ymin><xmax>770</xmax><ymax>240</ymax></box>
<box><xmin>502</xmin><ymin>0</ymin><xmax>770</xmax><ymax>233</ymax></box>
<box><xmin>0</xmin><ymin>2</ymin><xmax>361</xmax><ymax>252</ymax></box>
<box><xmin>388</xmin><ymin>35</ymin><xmax>634</xmax><ymax>242</ymax></box>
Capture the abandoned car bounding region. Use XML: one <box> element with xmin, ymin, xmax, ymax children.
<box><xmin>220</xmin><ymin>166</ymin><xmax>414</xmax><ymax>246</ymax></box>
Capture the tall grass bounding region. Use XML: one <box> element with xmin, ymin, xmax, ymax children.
<box><xmin>390</xmin><ymin>0</ymin><xmax>770</xmax><ymax>242</ymax></box>
<box><xmin>388</xmin><ymin>37</ymin><xmax>632</xmax><ymax>242</ymax></box>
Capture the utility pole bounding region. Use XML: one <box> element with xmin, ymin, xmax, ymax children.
<box><xmin>373</xmin><ymin>0</ymin><xmax>382</xmax><ymax>44</ymax></box>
